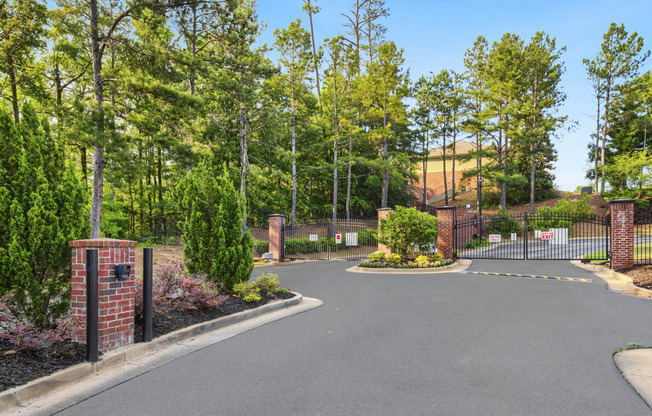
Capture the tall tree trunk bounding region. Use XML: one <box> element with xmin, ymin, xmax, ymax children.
<box><xmin>422</xmin><ymin>129</ymin><xmax>428</xmax><ymax>207</ymax></box>
<box><xmin>158</xmin><ymin>147</ymin><xmax>166</xmax><ymax>237</ymax></box>
<box><xmin>476</xmin><ymin>132</ymin><xmax>481</xmax><ymax>211</ymax></box>
<box><xmin>332</xmin><ymin>74</ymin><xmax>339</xmax><ymax>229</ymax></box>
<box><xmin>291</xmin><ymin>110</ymin><xmax>297</xmax><ymax>231</ymax></box>
<box><xmin>381</xmin><ymin>109</ymin><xmax>388</xmax><ymax>208</ymax></box>
<box><xmin>90</xmin><ymin>0</ymin><xmax>105</xmax><ymax>238</ymax></box>
<box><xmin>498</xmin><ymin>122</ymin><xmax>505</xmax><ymax>209</ymax></box>
<box><xmin>600</xmin><ymin>80</ymin><xmax>612</xmax><ymax>194</ymax></box>
<box><xmin>594</xmin><ymin>80</ymin><xmax>601</xmax><ymax>193</ymax></box>
<box><xmin>239</xmin><ymin>102</ymin><xmax>248</xmax><ymax>237</ymax></box>
<box><xmin>442</xmin><ymin>131</ymin><xmax>448</xmax><ymax>206</ymax></box>
<box><xmin>305</xmin><ymin>0</ymin><xmax>321</xmax><ymax>109</ymax></box>
<box><xmin>190</xmin><ymin>5</ymin><xmax>197</xmax><ymax>95</ymax></box>
<box><xmin>7</xmin><ymin>54</ymin><xmax>19</xmax><ymax>124</ymax></box>
<box><xmin>346</xmin><ymin>133</ymin><xmax>352</xmax><ymax>221</ymax></box>
<box><xmin>451</xmin><ymin>121</ymin><xmax>457</xmax><ymax>201</ymax></box>
<box><xmin>501</xmin><ymin>135</ymin><xmax>507</xmax><ymax>208</ymax></box>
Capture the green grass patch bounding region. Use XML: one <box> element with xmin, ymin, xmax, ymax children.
<box><xmin>584</xmin><ymin>243</ymin><xmax>652</xmax><ymax>263</ymax></box>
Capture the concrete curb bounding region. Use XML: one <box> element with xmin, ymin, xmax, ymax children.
<box><xmin>572</xmin><ymin>261</ymin><xmax>652</xmax><ymax>299</ymax></box>
<box><xmin>346</xmin><ymin>259</ymin><xmax>472</xmax><ymax>274</ymax></box>
<box><xmin>614</xmin><ymin>348</ymin><xmax>652</xmax><ymax>410</ymax></box>
<box><xmin>0</xmin><ymin>293</ymin><xmax>305</xmax><ymax>414</ymax></box>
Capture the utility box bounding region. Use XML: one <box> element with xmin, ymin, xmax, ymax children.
<box><xmin>581</xmin><ymin>187</ymin><xmax>593</xmax><ymax>195</ymax></box>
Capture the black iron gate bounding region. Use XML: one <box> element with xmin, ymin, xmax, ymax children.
<box><xmin>283</xmin><ymin>219</ymin><xmax>378</xmax><ymax>260</ymax></box>
<box><xmin>455</xmin><ymin>212</ymin><xmax>610</xmax><ymax>261</ymax></box>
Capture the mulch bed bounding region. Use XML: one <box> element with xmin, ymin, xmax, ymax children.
<box><xmin>134</xmin><ymin>291</ymin><xmax>295</xmax><ymax>341</ymax></box>
<box><xmin>0</xmin><ymin>338</ymin><xmax>86</xmax><ymax>392</ymax></box>
<box><xmin>0</xmin><ymin>292</ymin><xmax>295</xmax><ymax>393</ymax></box>
<box><xmin>618</xmin><ymin>265</ymin><xmax>652</xmax><ymax>290</ymax></box>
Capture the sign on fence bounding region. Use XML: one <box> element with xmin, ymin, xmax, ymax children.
<box><xmin>510</xmin><ymin>233</ymin><xmax>517</xmax><ymax>241</ymax></box>
<box><xmin>345</xmin><ymin>232</ymin><xmax>358</xmax><ymax>246</ymax></box>
<box><xmin>309</xmin><ymin>234</ymin><xmax>318</xmax><ymax>241</ymax></box>
<box><xmin>335</xmin><ymin>234</ymin><xmax>342</xmax><ymax>244</ymax></box>
<box><xmin>488</xmin><ymin>234</ymin><xmax>501</xmax><ymax>243</ymax></box>
<box><xmin>541</xmin><ymin>231</ymin><xmax>554</xmax><ymax>240</ymax></box>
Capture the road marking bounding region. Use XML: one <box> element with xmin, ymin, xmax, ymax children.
<box><xmin>467</xmin><ymin>271</ymin><xmax>591</xmax><ymax>283</ymax></box>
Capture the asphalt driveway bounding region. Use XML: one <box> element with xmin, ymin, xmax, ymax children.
<box><xmin>57</xmin><ymin>260</ymin><xmax>652</xmax><ymax>415</ymax></box>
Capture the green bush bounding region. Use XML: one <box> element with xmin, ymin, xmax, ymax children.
<box><xmin>253</xmin><ymin>240</ymin><xmax>269</xmax><ymax>256</ymax></box>
<box><xmin>487</xmin><ymin>208</ymin><xmax>521</xmax><ymax>238</ymax></box>
<box><xmin>232</xmin><ymin>281</ymin><xmax>261</xmax><ymax>302</ymax></box>
<box><xmin>0</xmin><ymin>105</ymin><xmax>89</xmax><ymax>328</ymax></box>
<box><xmin>465</xmin><ymin>237</ymin><xmax>491</xmax><ymax>249</ymax></box>
<box><xmin>530</xmin><ymin>206</ymin><xmax>573</xmax><ymax>231</ymax></box>
<box><xmin>177</xmin><ymin>161</ymin><xmax>253</xmax><ymax>291</ymax></box>
<box><xmin>256</xmin><ymin>273</ymin><xmax>280</xmax><ymax>295</ymax></box>
<box><xmin>555</xmin><ymin>195</ymin><xmax>593</xmax><ymax>219</ymax></box>
<box><xmin>386</xmin><ymin>253</ymin><xmax>402</xmax><ymax>265</ymax></box>
<box><xmin>357</xmin><ymin>228</ymin><xmax>378</xmax><ymax>246</ymax></box>
<box><xmin>415</xmin><ymin>255</ymin><xmax>429</xmax><ymax>266</ymax></box>
<box><xmin>378</xmin><ymin>207</ymin><xmax>437</xmax><ymax>256</ymax></box>
<box><xmin>367</xmin><ymin>251</ymin><xmax>386</xmax><ymax>262</ymax></box>
<box><xmin>431</xmin><ymin>253</ymin><xmax>443</xmax><ymax>261</ymax></box>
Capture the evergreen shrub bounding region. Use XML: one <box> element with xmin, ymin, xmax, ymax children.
<box><xmin>177</xmin><ymin>161</ymin><xmax>253</xmax><ymax>291</ymax></box>
<box><xmin>0</xmin><ymin>105</ymin><xmax>89</xmax><ymax>328</ymax></box>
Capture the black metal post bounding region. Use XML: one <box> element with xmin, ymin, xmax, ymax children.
<box><xmin>143</xmin><ymin>247</ymin><xmax>153</xmax><ymax>342</ymax></box>
<box><xmin>86</xmin><ymin>249</ymin><xmax>99</xmax><ymax>362</ymax></box>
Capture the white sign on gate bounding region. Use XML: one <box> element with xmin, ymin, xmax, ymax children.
<box><xmin>510</xmin><ymin>233</ymin><xmax>517</xmax><ymax>241</ymax></box>
<box><xmin>309</xmin><ymin>234</ymin><xmax>318</xmax><ymax>242</ymax></box>
<box><xmin>488</xmin><ymin>234</ymin><xmax>501</xmax><ymax>243</ymax></box>
<box><xmin>541</xmin><ymin>231</ymin><xmax>554</xmax><ymax>240</ymax></box>
<box><xmin>335</xmin><ymin>234</ymin><xmax>342</xmax><ymax>244</ymax></box>
<box><xmin>345</xmin><ymin>232</ymin><xmax>358</xmax><ymax>246</ymax></box>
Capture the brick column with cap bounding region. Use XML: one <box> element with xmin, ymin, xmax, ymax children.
<box><xmin>609</xmin><ymin>200</ymin><xmax>635</xmax><ymax>270</ymax></box>
<box><xmin>268</xmin><ymin>214</ymin><xmax>285</xmax><ymax>262</ymax></box>
<box><xmin>377</xmin><ymin>208</ymin><xmax>393</xmax><ymax>254</ymax></box>
<box><xmin>69</xmin><ymin>239</ymin><xmax>137</xmax><ymax>353</ymax></box>
<box><xmin>437</xmin><ymin>206</ymin><xmax>456</xmax><ymax>260</ymax></box>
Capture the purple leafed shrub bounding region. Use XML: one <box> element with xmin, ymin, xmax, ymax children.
<box><xmin>134</xmin><ymin>262</ymin><xmax>225</xmax><ymax>320</ymax></box>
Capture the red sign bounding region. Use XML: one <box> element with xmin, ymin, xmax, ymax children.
<box><xmin>541</xmin><ymin>231</ymin><xmax>554</xmax><ymax>240</ymax></box>
<box><xmin>488</xmin><ymin>234</ymin><xmax>501</xmax><ymax>243</ymax></box>
<box><xmin>335</xmin><ymin>234</ymin><xmax>342</xmax><ymax>244</ymax></box>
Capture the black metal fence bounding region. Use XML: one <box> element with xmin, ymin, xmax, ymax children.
<box><xmin>455</xmin><ymin>212</ymin><xmax>610</xmax><ymax>261</ymax></box>
<box><xmin>283</xmin><ymin>219</ymin><xmax>378</xmax><ymax>260</ymax></box>
<box><xmin>247</xmin><ymin>224</ymin><xmax>269</xmax><ymax>258</ymax></box>
<box><xmin>635</xmin><ymin>212</ymin><xmax>652</xmax><ymax>265</ymax></box>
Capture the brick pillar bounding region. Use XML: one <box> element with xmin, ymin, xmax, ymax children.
<box><xmin>377</xmin><ymin>208</ymin><xmax>393</xmax><ymax>254</ymax></box>
<box><xmin>437</xmin><ymin>206</ymin><xmax>456</xmax><ymax>260</ymax></box>
<box><xmin>609</xmin><ymin>200</ymin><xmax>635</xmax><ymax>270</ymax></box>
<box><xmin>268</xmin><ymin>214</ymin><xmax>285</xmax><ymax>262</ymax></box>
<box><xmin>69</xmin><ymin>239</ymin><xmax>137</xmax><ymax>353</ymax></box>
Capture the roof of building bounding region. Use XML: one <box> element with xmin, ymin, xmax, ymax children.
<box><xmin>427</xmin><ymin>141</ymin><xmax>477</xmax><ymax>158</ymax></box>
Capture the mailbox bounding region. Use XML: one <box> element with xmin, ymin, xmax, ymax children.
<box><xmin>115</xmin><ymin>264</ymin><xmax>131</xmax><ymax>279</ymax></box>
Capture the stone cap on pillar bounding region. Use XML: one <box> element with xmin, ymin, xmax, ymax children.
<box><xmin>377</xmin><ymin>208</ymin><xmax>393</xmax><ymax>212</ymax></box>
<box><xmin>267</xmin><ymin>214</ymin><xmax>286</xmax><ymax>218</ymax></box>
<box><xmin>69</xmin><ymin>238</ymin><xmax>137</xmax><ymax>248</ymax></box>
<box><xmin>608</xmin><ymin>199</ymin><xmax>635</xmax><ymax>205</ymax></box>
<box><xmin>437</xmin><ymin>206</ymin><xmax>456</xmax><ymax>211</ymax></box>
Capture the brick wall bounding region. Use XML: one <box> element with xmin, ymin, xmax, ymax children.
<box><xmin>610</xmin><ymin>200</ymin><xmax>635</xmax><ymax>270</ymax></box>
<box><xmin>69</xmin><ymin>239</ymin><xmax>137</xmax><ymax>353</ymax></box>
<box><xmin>437</xmin><ymin>206</ymin><xmax>456</xmax><ymax>260</ymax></box>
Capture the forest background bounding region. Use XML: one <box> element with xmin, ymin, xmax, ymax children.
<box><xmin>1</xmin><ymin>0</ymin><xmax>651</xmax><ymax>242</ymax></box>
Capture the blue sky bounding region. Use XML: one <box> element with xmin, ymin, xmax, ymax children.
<box><xmin>257</xmin><ymin>0</ymin><xmax>652</xmax><ymax>191</ymax></box>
